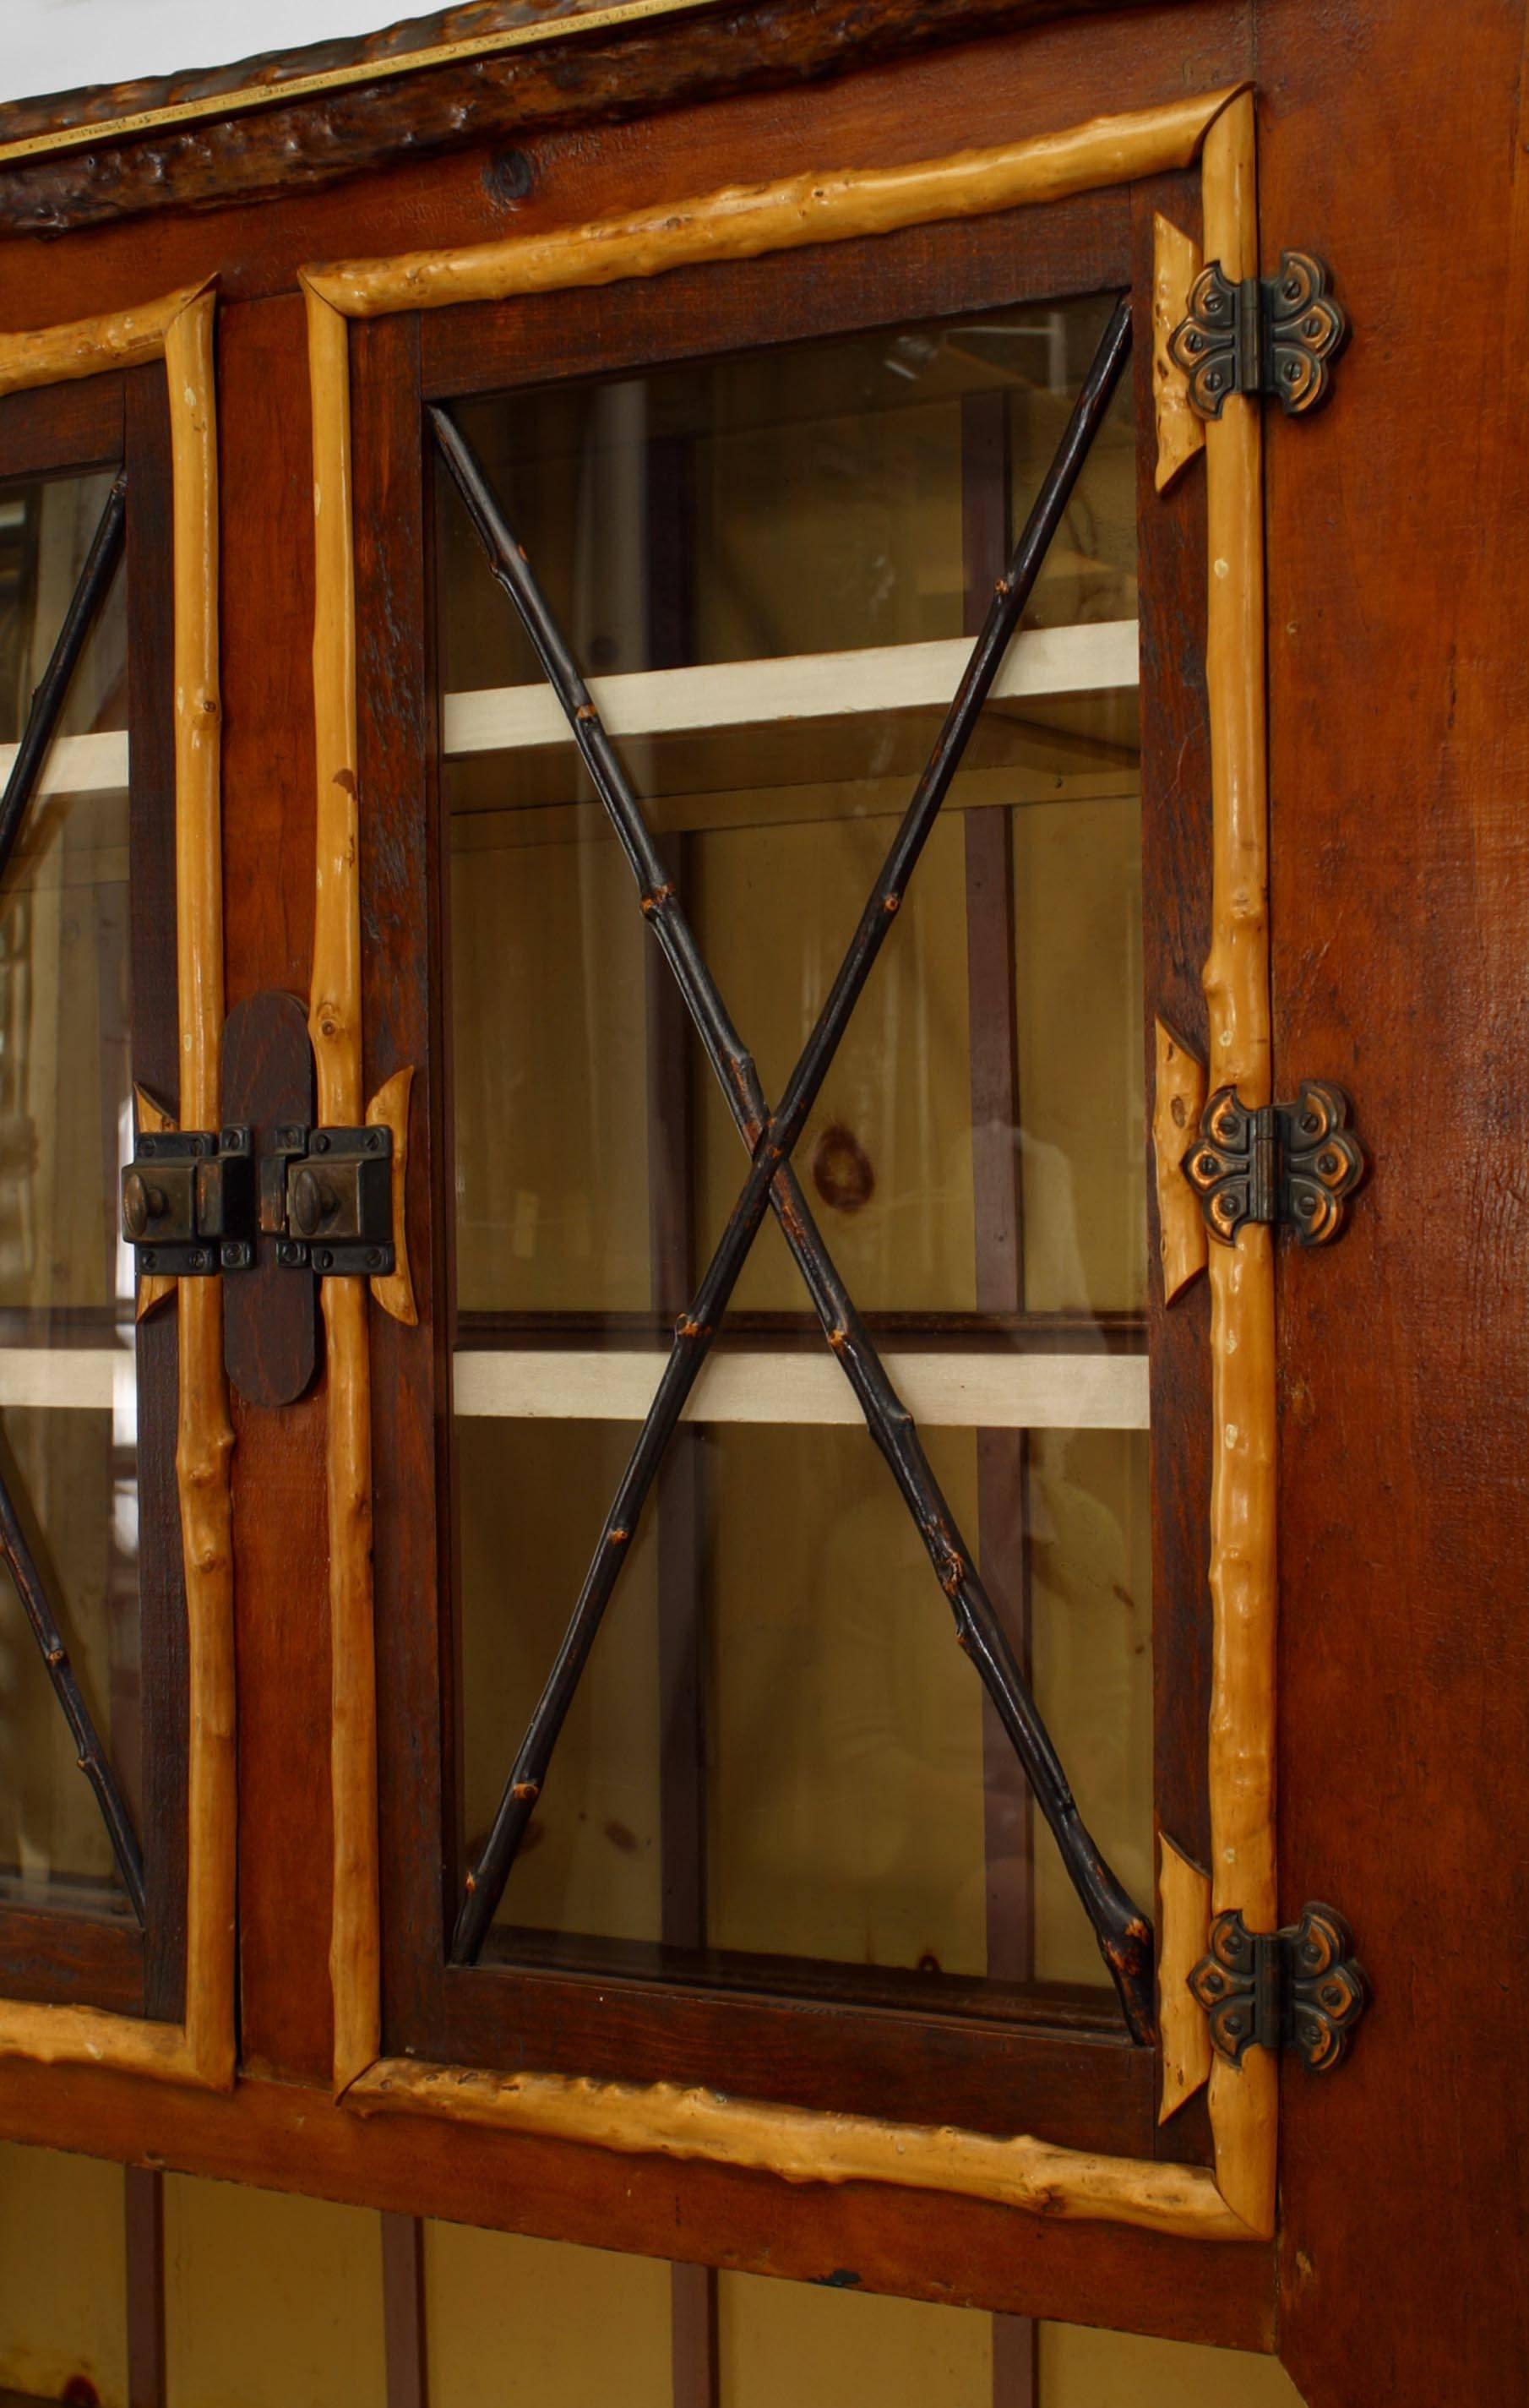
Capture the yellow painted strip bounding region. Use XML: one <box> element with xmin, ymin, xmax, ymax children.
<box><xmin>0</xmin><ymin>0</ymin><xmax>725</xmax><ymax>169</ymax></box>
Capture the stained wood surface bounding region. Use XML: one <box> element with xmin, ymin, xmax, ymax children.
<box><xmin>1260</xmin><ymin>0</ymin><xmax>1529</xmax><ymax>2399</ymax></box>
<box><xmin>1152</xmin><ymin>1020</ymin><xmax>1207</xmax><ymax>1304</ymax></box>
<box><xmin>218</xmin><ymin>294</ymin><xmax>335</xmax><ymax>2087</ymax></box>
<box><xmin>0</xmin><ymin>2055</ymin><xmax>1274</xmax><ymax>2347</ymax></box>
<box><xmin>304</xmin><ymin>90</ymin><xmax>1239</xmax><ymax>318</ymax></box>
<box><xmin>0</xmin><ymin>0</ymin><xmax>1176</xmax><ymax>237</ymax></box>
<box><xmin>221</xmin><ymin>993</ymin><xmax>318</xmax><ymax>1408</ymax></box>
<box><xmin>351</xmin><ymin>2056</ymin><xmax>1252</xmax><ymax>2239</ymax></box>
<box><xmin>124</xmin><ymin>362</ymin><xmax>193</xmax><ymax>2030</ymax></box>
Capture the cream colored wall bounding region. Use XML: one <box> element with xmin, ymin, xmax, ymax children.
<box><xmin>162</xmin><ymin>2174</ymin><xmax>387</xmax><ymax>2408</ymax></box>
<box><xmin>425</xmin><ymin>2220</ymin><xmax>672</xmax><ymax>2408</ymax></box>
<box><xmin>0</xmin><ymin>2143</ymin><xmax>1309</xmax><ymax>2406</ymax></box>
<box><xmin>0</xmin><ymin>2139</ymin><xmax>128</xmax><ymax>2405</ymax></box>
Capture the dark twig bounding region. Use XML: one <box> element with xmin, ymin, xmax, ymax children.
<box><xmin>0</xmin><ymin>470</ymin><xmax>126</xmax><ymax>880</ymax></box>
<box><xmin>433</xmin><ymin>298</ymin><xmax>1154</xmax><ymax>2038</ymax></box>
<box><xmin>0</xmin><ymin>1449</ymin><xmax>146</xmax><ymax>1920</ymax></box>
<box><xmin>0</xmin><ymin>467</ymin><xmax>144</xmax><ymax>1922</ymax></box>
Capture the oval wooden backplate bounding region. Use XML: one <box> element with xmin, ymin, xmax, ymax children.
<box><xmin>222</xmin><ymin>990</ymin><xmax>318</xmax><ymax>1408</ymax></box>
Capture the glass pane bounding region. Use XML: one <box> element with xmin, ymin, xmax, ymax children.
<box><xmin>459</xmin><ymin>1414</ymin><xmax>1150</xmax><ymax>1995</ymax></box>
<box><xmin>441</xmin><ymin>291</ymin><xmax>1143</xmax><ymax>1326</ymax></box>
<box><xmin>0</xmin><ymin>465</ymin><xmax>138</xmax><ymax>1911</ymax></box>
<box><xmin>443</xmin><ymin>287</ymin><xmax>1151</xmax><ymax>2018</ymax></box>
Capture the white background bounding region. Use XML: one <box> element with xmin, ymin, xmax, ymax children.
<box><xmin>2</xmin><ymin>2</ymin><xmax>406</xmax><ymax>107</ymax></box>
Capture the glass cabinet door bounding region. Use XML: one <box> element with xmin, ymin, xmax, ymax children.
<box><xmin>357</xmin><ymin>181</ymin><xmax>1209</xmax><ymax>2165</ymax></box>
<box><xmin>438</xmin><ymin>293</ymin><xmax>1149</xmax><ymax>2004</ymax></box>
<box><xmin>0</xmin><ymin>377</ymin><xmax>187</xmax><ymax>2022</ymax></box>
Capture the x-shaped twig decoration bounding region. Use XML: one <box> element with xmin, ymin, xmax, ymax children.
<box><xmin>434</xmin><ymin>294</ymin><xmax>1154</xmax><ymax>2040</ymax></box>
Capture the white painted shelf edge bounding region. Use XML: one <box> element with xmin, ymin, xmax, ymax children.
<box><xmin>453</xmin><ymin>1345</ymin><xmax>1148</xmax><ymax>1430</ymax></box>
<box><xmin>0</xmin><ymin>624</ymin><xmax>1138</xmax><ymax>798</ymax></box>
<box><xmin>442</xmin><ymin>618</ymin><xmax>1139</xmax><ymax>756</ymax></box>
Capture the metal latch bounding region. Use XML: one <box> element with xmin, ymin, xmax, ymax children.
<box><xmin>1183</xmin><ymin>1081</ymin><xmax>1364</xmax><ymax>1246</ymax></box>
<box><xmin>121</xmin><ymin>1126</ymin><xmax>254</xmax><ymax>1276</ymax></box>
<box><xmin>1189</xmin><ymin>1903</ymin><xmax>1368</xmax><ymax>2073</ymax></box>
<box><xmin>1168</xmin><ymin>251</ymin><xmax>1348</xmax><ymax>417</ymax></box>
<box><xmin>266</xmin><ymin>1125</ymin><xmax>394</xmax><ymax>1278</ymax></box>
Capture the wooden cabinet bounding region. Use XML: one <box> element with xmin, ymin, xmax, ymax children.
<box><xmin>0</xmin><ymin>6</ymin><xmax>1525</xmax><ymax>2404</ymax></box>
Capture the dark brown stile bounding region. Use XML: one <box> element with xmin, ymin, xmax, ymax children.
<box><xmin>126</xmin><ymin>361</ymin><xmax>191</xmax><ymax>2028</ymax></box>
<box><xmin>0</xmin><ymin>466</ymin><xmax>145</xmax><ymax>1920</ymax></box>
<box><xmin>431</xmin><ymin>301</ymin><xmax>1158</xmax><ymax>2045</ymax></box>
<box><xmin>220</xmin><ymin>991</ymin><xmax>318</xmax><ymax>1408</ymax></box>
<box><xmin>352</xmin><ymin>307</ymin><xmax>453</xmax><ymax>2067</ymax></box>
<box><xmin>640</xmin><ymin>432</ymin><xmax>721</xmax><ymax>2408</ymax></box>
<box><xmin>1126</xmin><ymin>176</ymin><xmax>1216</xmax><ymax>2172</ymax></box>
<box><xmin>124</xmin><ymin>2164</ymin><xmax>166</xmax><ymax>2408</ymax></box>
<box><xmin>220</xmin><ymin>295</ymin><xmax>335</xmax><ymax>2083</ymax></box>
<box><xmin>960</xmin><ymin>386</ymin><xmax>1037</xmax><ymax>2408</ymax></box>
<box><xmin>381</xmin><ymin>2211</ymin><xmax>429</xmax><ymax>2408</ymax></box>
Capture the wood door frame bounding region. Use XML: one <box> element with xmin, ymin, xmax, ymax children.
<box><xmin>0</xmin><ymin>286</ymin><xmax>237</xmax><ymax>2094</ymax></box>
<box><xmin>309</xmin><ymin>82</ymin><xmax>1281</xmax><ymax>2242</ymax></box>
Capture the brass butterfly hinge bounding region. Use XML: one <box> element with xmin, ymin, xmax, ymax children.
<box><xmin>1189</xmin><ymin>1903</ymin><xmax>1369</xmax><ymax>2073</ymax></box>
<box><xmin>1183</xmin><ymin>1081</ymin><xmax>1365</xmax><ymax>1246</ymax></box>
<box><xmin>1168</xmin><ymin>251</ymin><xmax>1348</xmax><ymax>417</ymax></box>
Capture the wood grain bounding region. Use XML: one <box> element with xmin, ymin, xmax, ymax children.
<box><xmin>0</xmin><ymin>0</ymin><xmax>1182</xmax><ymax>237</ymax></box>
<box><xmin>1262</xmin><ymin>0</ymin><xmax>1529</xmax><ymax>2398</ymax></box>
<box><xmin>1198</xmin><ymin>90</ymin><xmax>1276</xmax><ymax>2242</ymax></box>
<box><xmin>1152</xmin><ymin>1020</ymin><xmax>1208</xmax><ymax>1304</ymax></box>
<box><xmin>367</xmin><ymin>1068</ymin><xmax>418</xmax><ymax>1327</ymax></box>
<box><xmin>133</xmin><ymin>1085</ymin><xmax>177</xmax><ymax>1322</ymax></box>
<box><xmin>0</xmin><ymin>2051</ymin><xmax>1276</xmax><ymax>2346</ymax></box>
<box><xmin>0</xmin><ymin>285</ymin><xmax>208</xmax><ymax>398</ymax></box>
<box><xmin>164</xmin><ymin>287</ymin><xmax>237</xmax><ymax>2095</ymax></box>
<box><xmin>306</xmin><ymin>278</ymin><xmax>382</xmax><ymax>2095</ymax></box>
<box><xmin>350</xmin><ymin>2058</ymin><xmax>1254</xmax><ymax>2241</ymax></box>
<box><xmin>1151</xmin><ymin>211</ymin><xmax>1203</xmax><ymax>493</ymax></box>
<box><xmin>305</xmin><ymin>90</ymin><xmax>1245</xmax><ymax>319</ymax></box>
<box><xmin>1156</xmin><ymin>1836</ymin><xmax>1211</xmax><ymax>2124</ymax></box>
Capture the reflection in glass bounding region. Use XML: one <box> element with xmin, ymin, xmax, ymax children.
<box><xmin>443</xmin><ymin>291</ymin><xmax>1151</xmax><ymax>2013</ymax></box>
<box><xmin>0</xmin><ymin>467</ymin><xmax>139</xmax><ymax>1909</ymax></box>
<box><xmin>459</xmin><ymin>1416</ymin><xmax>1151</xmax><ymax>1992</ymax></box>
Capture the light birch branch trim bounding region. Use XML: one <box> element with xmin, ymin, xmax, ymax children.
<box><xmin>133</xmin><ymin>1085</ymin><xmax>177</xmax><ymax>1321</ymax></box>
<box><xmin>1152</xmin><ymin>214</ymin><xmax>1205</xmax><ymax>493</ymax></box>
<box><xmin>302</xmin><ymin>88</ymin><xmax>1249</xmax><ymax>319</ymax></box>
<box><xmin>0</xmin><ymin>280</ymin><xmax>212</xmax><ymax>398</ymax></box>
<box><xmin>0</xmin><ymin>2004</ymin><xmax>206</xmax><ymax>2084</ymax></box>
<box><xmin>306</xmin><ymin>278</ymin><xmax>382</xmax><ymax>2095</ymax></box>
<box><xmin>1200</xmin><ymin>90</ymin><xmax>1278</xmax><ymax>2242</ymax></box>
<box><xmin>1153</xmin><ymin>1020</ymin><xmax>1208</xmax><ymax>1303</ymax></box>
<box><xmin>165</xmin><ymin>286</ymin><xmax>237</xmax><ymax>2093</ymax></box>
<box><xmin>1158</xmin><ymin>1835</ymin><xmax>1213</xmax><ymax>2122</ymax></box>
<box><xmin>349</xmin><ymin>2059</ymin><xmax>1255</xmax><ymax>2242</ymax></box>
<box><xmin>367</xmin><ymin>1068</ymin><xmax>417</xmax><ymax>1327</ymax></box>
